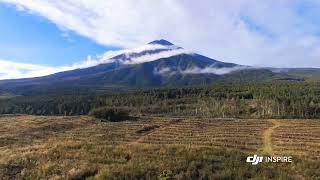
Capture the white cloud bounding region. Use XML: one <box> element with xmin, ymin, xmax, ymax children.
<box><xmin>153</xmin><ymin>65</ymin><xmax>252</xmax><ymax>76</ymax></box>
<box><xmin>0</xmin><ymin>60</ymin><xmax>57</xmax><ymax>80</ymax></box>
<box><xmin>154</xmin><ymin>67</ymin><xmax>172</xmax><ymax>75</ymax></box>
<box><xmin>1</xmin><ymin>0</ymin><xmax>320</xmax><ymax>68</ymax></box>
<box><xmin>181</xmin><ymin>65</ymin><xmax>251</xmax><ymax>75</ymax></box>
<box><xmin>0</xmin><ymin>55</ymin><xmax>114</xmax><ymax>80</ymax></box>
<box><xmin>153</xmin><ymin>67</ymin><xmax>176</xmax><ymax>76</ymax></box>
<box><xmin>0</xmin><ymin>60</ymin><xmax>84</xmax><ymax>80</ymax></box>
<box><xmin>99</xmin><ymin>43</ymin><xmax>191</xmax><ymax>64</ymax></box>
<box><xmin>122</xmin><ymin>48</ymin><xmax>191</xmax><ymax>64</ymax></box>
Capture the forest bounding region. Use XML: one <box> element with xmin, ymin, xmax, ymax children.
<box><xmin>1</xmin><ymin>81</ymin><xmax>320</xmax><ymax>119</ymax></box>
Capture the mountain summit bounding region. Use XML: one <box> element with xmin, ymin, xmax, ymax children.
<box><xmin>148</xmin><ymin>39</ymin><xmax>175</xmax><ymax>46</ymax></box>
<box><xmin>109</xmin><ymin>39</ymin><xmax>182</xmax><ymax>64</ymax></box>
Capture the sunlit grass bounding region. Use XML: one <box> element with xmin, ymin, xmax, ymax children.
<box><xmin>0</xmin><ymin>115</ymin><xmax>319</xmax><ymax>179</ymax></box>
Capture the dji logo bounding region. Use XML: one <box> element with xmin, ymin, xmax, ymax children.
<box><xmin>246</xmin><ymin>154</ymin><xmax>263</xmax><ymax>165</ymax></box>
<box><xmin>246</xmin><ymin>155</ymin><xmax>292</xmax><ymax>165</ymax></box>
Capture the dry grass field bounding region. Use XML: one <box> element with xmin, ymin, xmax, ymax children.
<box><xmin>0</xmin><ymin>115</ymin><xmax>319</xmax><ymax>179</ymax></box>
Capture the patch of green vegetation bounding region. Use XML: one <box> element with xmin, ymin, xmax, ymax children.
<box><xmin>89</xmin><ymin>107</ymin><xmax>131</xmax><ymax>121</ymax></box>
<box><xmin>1</xmin><ymin>81</ymin><xmax>320</xmax><ymax>118</ymax></box>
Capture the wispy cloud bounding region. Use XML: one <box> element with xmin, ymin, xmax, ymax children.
<box><xmin>0</xmin><ymin>58</ymin><xmax>100</xmax><ymax>80</ymax></box>
<box><xmin>153</xmin><ymin>67</ymin><xmax>177</xmax><ymax>76</ymax></box>
<box><xmin>1</xmin><ymin>0</ymin><xmax>320</xmax><ymax>67</ymax></box>
<box><xmin>122</xmin><ymin>48</ymin><xmax>191</xmax><ymax>64</ymax></box>
<box><xmin>153</xmin><ymin>65</ymin><xmax>252</xmax><ymax>76</ymax></box>
<box><xmin>0</xmin><ymin>60</ymin><xmax>57</xmax><ymax>80</ymax></box>
<box><xmin>181</xmin><ymin>65</ymin><xmax>251</xmax><ymax>75</ymax></box>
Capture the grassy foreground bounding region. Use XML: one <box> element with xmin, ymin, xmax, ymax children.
<box><xmin>0</xmin><ymin>115</ymin><xmax>319</xmax><ymax>179</ymax></box>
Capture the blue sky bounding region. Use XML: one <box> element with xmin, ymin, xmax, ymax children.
<box><xmin>0</xmin><ymin>0</ymin><xmax>320</xmax><ymax>79</ymax></box>
<box><xmin>0</xmin><ymin>3</ymin><xmax>118</xmax><ymax>66</ymax></box>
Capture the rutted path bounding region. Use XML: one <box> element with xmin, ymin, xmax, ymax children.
<box><xmin>261</xmin><ymin>120</ymin><xmax>281</xmax><ymax>155</ymax></box>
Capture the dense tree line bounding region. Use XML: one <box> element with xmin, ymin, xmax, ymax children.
<box><xmin>1</xmin><ymin>82</ymin><xmax>320</xmax><ymax>118</ymax></box>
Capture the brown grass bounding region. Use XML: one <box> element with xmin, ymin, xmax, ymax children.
<box><xmin>272</xmin><ymin>119</ymin><xmax>320</xmax><ymax>161</ymax></box>
<box><xmin>0</xmin><ymin>115</ymin><xmax>319</xmax><ymax>179</ymax></box>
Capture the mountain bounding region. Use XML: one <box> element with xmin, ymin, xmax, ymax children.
<box><xmin>0</xmin><ymin>39</ymin><xmax>307</xmax><ymax>96</ymax></box>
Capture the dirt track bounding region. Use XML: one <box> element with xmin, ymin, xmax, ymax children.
<box><xmin>261</xmin><ymin>120</ymin><xmax>281</xmax><ymax>154</ymax></box>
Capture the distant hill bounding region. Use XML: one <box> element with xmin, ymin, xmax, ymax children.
<box><xmin>274</xmin><ymin>68</ymin><xmax>320</xmax><ymax>81</ymax></box>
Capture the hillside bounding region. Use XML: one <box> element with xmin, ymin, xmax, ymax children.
<box><xmin>0</xmin><ymin>40</ymin><xmax>295</xmax><ymax>96</ymax></box>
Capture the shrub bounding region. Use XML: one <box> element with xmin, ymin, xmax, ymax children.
<box><xmin>159</xmin><ymin>170</ymin><xmax>174</xmax><ymax>180</ymax></box>
<box><xmin>89</xmin><ymin>107</ymin><xmax>130</xmax><ymax>122</ymax></box>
